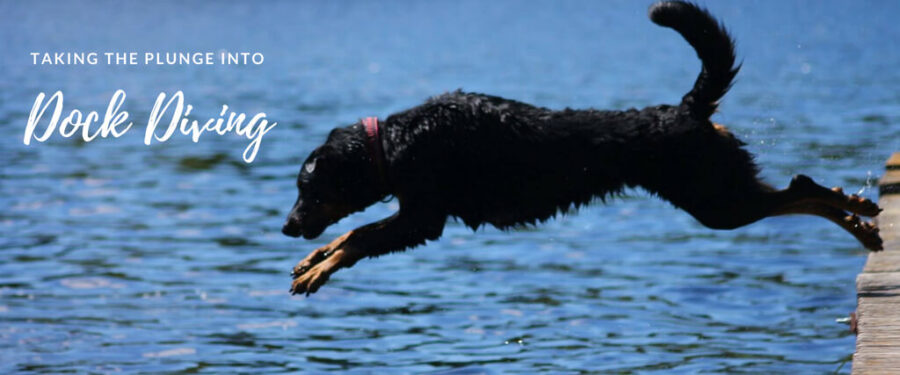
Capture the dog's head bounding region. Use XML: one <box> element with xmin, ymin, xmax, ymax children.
<box><xmin>282</xmin><ymin>124</ymin><xmax>386</xmax><ymax>239</ymax></box>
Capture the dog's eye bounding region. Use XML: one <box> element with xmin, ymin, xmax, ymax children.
<box><xmin>305</xmin><ymin>159</ymin><xmax>316</xmax><ymax>174</ymax></box>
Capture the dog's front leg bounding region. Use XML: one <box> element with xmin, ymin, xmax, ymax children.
<box><xmin>290</xmin><ymin>210</ymin><xmax>445</xmax><ymax>296</ymax></box>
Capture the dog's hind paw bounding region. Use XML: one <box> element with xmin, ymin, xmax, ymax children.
<box><xmin>849</xmin><ymin>194</ymin><xmax>881</xmax><ymax>217</ymax></box>
<box><xmin>830</xmin><ymin>187</ymin><xmax>882</xmax><ymax>217</ymax></box>
<box><xmin>845</xmin><ymin>215</ymin><xmax>883</xmax><ymax>251</ymax></box>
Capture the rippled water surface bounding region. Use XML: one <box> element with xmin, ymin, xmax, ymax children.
<box><xmin>2</xmin><ymin>1</ymin><xmax>899</xmax><ymax>373</ymax></box>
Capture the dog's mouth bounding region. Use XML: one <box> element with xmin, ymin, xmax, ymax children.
<box><xmin>282</xmin><ymin>218</ymin><xmax>327</xmax><ymax>239</ymax></box>
<box><xmin>299</xmin><ymin>223</ymin><xmax>326</xmax><ymax>240</ymax></box>
<box><xmin>281</xmin><ymin>221</ymin><xmax>302</xmax><ymax>238</ymax></box>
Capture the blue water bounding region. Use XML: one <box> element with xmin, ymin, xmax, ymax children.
<box><xmin>2</xmin><ymin>1</ymin><xmax>899</xmax><ymax>373</ymax></box>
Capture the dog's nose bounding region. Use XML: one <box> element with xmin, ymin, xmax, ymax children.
<box><xmin>282</xmin><ymin>220</ymin><xmax>302</xmax><ymax>237</ymax></box>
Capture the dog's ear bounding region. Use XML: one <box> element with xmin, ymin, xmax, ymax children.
<box><xmin>326</xmin><ymin>128</ymin><xmax>342</xmax><ymax>142</ymax></box>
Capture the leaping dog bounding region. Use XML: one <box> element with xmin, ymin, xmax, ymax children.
<box><xmin>283</xmin><ymin>1</ymin><xmax>882</xmax><ymax>296</ymax></box>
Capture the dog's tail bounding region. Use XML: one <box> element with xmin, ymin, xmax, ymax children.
<box><xmin>649</xmin><ymin>1</ymin><xmax>739</xmax><ymax>120</ymax></box>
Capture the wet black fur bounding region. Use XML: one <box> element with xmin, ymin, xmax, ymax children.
<box><xmin>284</xmin><ymin>2</ymin><xmax>769</xmax><ymax>249</ymax></box>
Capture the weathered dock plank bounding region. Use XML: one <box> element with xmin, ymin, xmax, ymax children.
<box><xmin>853</xmin><ymin>152</ymin><xmax>900</xmax><ymax>375</ymax></box>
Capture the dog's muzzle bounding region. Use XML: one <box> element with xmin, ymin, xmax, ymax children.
<box><xmin>282</xmin><ymin>214</ymin><xmax>327</xmax><ymax>239</ymax></box>
<box><xmin>282</xmin><ymin>218</ymin><xmax>303</xmax><ymax>237</ymax></box>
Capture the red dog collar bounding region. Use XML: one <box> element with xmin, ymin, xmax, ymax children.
<box><xmin>362</xmin><ymin>117</ymin><xmax>388</xmax><ymax>190</ymax></box>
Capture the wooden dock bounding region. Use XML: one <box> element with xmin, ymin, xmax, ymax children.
<box><xmin>853</xmin><ymin>152</ymin><xmax>900</xmax><ymax>374</ymax></box>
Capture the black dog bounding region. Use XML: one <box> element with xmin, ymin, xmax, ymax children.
<box><xmin>283</xmin><ymin>1</ymin><xmax>882</xmax><ymax>296</ymax></box>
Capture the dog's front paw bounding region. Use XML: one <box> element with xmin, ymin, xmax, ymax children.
<box><xmin>291</xmin><ymin>230</ymin><xmax>355</xmax><ymax>279</ymax></box>
<box><xmin>290</xmin><ymin>231</ymin><xmax>360</xmax><ymax>296</ymax></box>
<box><xmin>291</xmin><ymin>249</ymin><xmax>348</xmax><ymax>296</ymax></box>
<box><xmin>291</xmin><ymin>246</ymin><xmax>331</xmax><ymax>279</ymax></box>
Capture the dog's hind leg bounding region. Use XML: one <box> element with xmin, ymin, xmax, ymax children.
<box><xmin>685</xmin><ymin>174</ymin><xmax>882</xmax><ymax>250</ymax></box>
<box><xmin>290</xmin><ymin>207</ymin><xmax>446</xmax><ymax>296</ymax></box>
